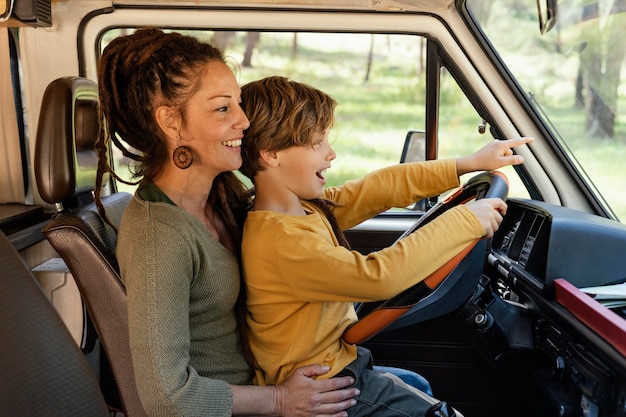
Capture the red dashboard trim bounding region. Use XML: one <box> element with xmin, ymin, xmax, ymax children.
<box><xmin>554</xmin><ymin>278</ymin><xmax>626</xmax><ymax>356</ymax></box>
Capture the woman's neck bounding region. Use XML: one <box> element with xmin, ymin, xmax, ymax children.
<box><xmin>153</xmin><ymin>169</ymin><xmax>234</xmax><ymax>250</ymax></box>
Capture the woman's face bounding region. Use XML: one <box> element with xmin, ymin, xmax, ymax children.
<box><xmin>178</xmin><ymin>61</ymin><xmax>250</xmax><ymax>177</ymax></box>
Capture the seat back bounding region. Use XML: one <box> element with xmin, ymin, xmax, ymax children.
<box><xmin>34</xmin><ymin>76</ymin><xmax>146</xmax><ymax>417</ymax></box>
<box><xmin>0</xmin><ymin>230</ymin><xmax>110</xmax><ymax>417</ymax></box>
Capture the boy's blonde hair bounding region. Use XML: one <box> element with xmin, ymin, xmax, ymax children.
<box><xmin>239</xmin><ymin>76</ymin><xmax>349</xmax><ymax>249</ymax></box>
<box><xmin>239</xmin><ymin>76</ymin><xmax>337</xmax><ymax>181</ymax></box>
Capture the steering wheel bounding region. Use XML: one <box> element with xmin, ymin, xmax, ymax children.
<box><xmin>342</xmin><ymin>170</ymin><xmax>509</xmax><ymax>345</ymax></box>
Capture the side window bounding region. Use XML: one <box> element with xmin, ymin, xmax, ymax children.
<box><xmin>103</xmin><ymin>30</ymin><xmax>428</xmax><ymax>193</ymax></box>
<box><xmin>101</xmin><ymin>29</ymin><xmax>529</xmax><ymax>201</ymax></box>
<box><xmin>437</xmin><ymin>67</ymin><xmax>530</xmax><ymax>199</ymax></box>
<box><xmin>235</xmin><ymin>32</ymin><xmax>428</xmax><ymax>188</ymax></box>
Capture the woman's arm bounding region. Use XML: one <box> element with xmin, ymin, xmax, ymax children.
<box><xmin>231</xmin><ymin>365</ymin><xmax>358</xmax><ymax>416</ymax></box>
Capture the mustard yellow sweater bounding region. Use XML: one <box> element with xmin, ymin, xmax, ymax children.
<box><xmin>242</xmin><ymin>160</ymin><xmax>485</xmax><ymax>385</ymax></box>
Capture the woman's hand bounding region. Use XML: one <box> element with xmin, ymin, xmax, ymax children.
<box><xmin>273</xmin><ymin>364</ymin><xmax>358</xmax><ymax>417</ymax></box>
<box><xmin>456</xmin><ymin>137</ymin><xmax>534</xmax><ymax>176</ymax></box>
<box><xmin>231</xmin><ymin>364</ymin><xmax>357</xmax><ymax>416</ymax></box>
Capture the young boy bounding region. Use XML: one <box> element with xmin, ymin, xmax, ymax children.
<box><xmin>239</xmin><ymin>76</ymin><xmax>532</xmax><ymax>416</ymax></box>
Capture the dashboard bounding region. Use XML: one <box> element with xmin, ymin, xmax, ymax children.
<box><xmin>488</xmin><ymin>199</ymin><xmax>626</xmax><ymax>295</ymax></box>
<box><xmin>460</xmin><ymin>198</ymin><xmax>626</xmax><ymax>417</ymax></box>
<box><xmin>349</xmin><ymin>197</ymin><xmax>626</xmax><ymax>415</ymax></box>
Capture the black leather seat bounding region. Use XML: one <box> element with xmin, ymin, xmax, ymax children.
<box><xmin>0</xmin><ymin>230</ymin><xmax>110</xmax><ymax>417</ymax></box>
<box><xmin>34</xmin><ymin>76</ymin><xmax>146</xmax><ymax>417</ymax></box>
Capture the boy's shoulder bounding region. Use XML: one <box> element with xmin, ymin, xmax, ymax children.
<box><xmin>245</xmin><ymin>208</ymin><xmax>327</xmax><ymax>233</ymax></box>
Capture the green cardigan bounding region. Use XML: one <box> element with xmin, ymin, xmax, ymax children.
<box><xmin>117</xmin><ymin>182</ymin><xmax>253</xmax><ymax>417</ymax></box>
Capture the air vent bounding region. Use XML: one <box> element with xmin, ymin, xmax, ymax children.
<box><xmin>0</xmin><ymin>0</ymin><xmax>51</xmax><ymax>27</ymax></box>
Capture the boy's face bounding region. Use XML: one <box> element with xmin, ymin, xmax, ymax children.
<box><xmin>274</xmin><ymin>130</ymin><xmax>336</xmax><ymax>200</ymax></box>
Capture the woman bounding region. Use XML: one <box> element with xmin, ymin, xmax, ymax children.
<box><xmin>93</xmin><ymin>28</ymin><xmax>358</xmax><ymax>417</ymax></box>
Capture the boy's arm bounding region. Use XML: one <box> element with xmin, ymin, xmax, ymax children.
<box><xmin>324</xmin><ymin>137</ymin><xmax>532</xmax><ymax>230</ymax></box>
<box><xmin>323</xmin><ymin>159</ymin><xmax>459</xmax><ymax>230</ymax></box>
<box><xmin>266</xmin><ymin>205</ymin><xmax>484</xmax><ymax>302</ymax></box>
<box><xmin>456</xmin><ymin>137</ymin><xmax>532</xmax><ymax>175</ymax></box>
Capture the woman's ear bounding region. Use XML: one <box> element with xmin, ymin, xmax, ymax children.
<box><xmin>259</xmin><ymin>149</ymin><xmax>279</xmax><ymax>168</ymax></box>
<box><xmin>155</xmin><ymin>105</ymin><xmax>180</xmax><ymax>142</ymax></box>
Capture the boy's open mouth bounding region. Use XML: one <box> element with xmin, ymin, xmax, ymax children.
<box><xmin>316</xmin><ymin>169</ymin><xmax>327</xmax><ymax>180</ymax></box>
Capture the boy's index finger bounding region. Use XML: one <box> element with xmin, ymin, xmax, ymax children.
<box><xmin>507</xmin><ymin>136</ymin><xmax>534</xmax><ymax>147</ymax></box>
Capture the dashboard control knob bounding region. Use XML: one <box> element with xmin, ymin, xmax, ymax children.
<box><xmin>474</xmin><ymin>312</ymin><xmax>493</xmax><ymax>333</ymax></box>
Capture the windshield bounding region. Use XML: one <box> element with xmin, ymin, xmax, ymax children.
<box><xmin>467</xmin><ymin>0</ymin><xmax>626</xmax><ymax>221</ymax></box>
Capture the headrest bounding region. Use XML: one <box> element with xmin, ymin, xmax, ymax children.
<box><xmin>34</xmin><ymin>76</ymin><xmax>104</xmax><ymax>207</ymax></box>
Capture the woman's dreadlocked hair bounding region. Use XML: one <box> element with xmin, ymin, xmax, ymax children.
<box><xmin>94</xmin><ymin>27</ymin><xmax>254</xmax><ymax>364</ymax></box>
<box><xmin>94</xmin><ymin>27</ymin><xmax>251</xmax><ymax>244</ymax></box>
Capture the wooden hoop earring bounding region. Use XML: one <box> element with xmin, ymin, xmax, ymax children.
<box><xmin>173</xmin><ymin>145</ymin><xmax>193</xmax><ymax>169</ymax></box>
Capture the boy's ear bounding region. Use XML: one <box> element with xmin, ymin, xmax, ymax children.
<box><xmin>155</xmin><ymin>105</ymin><xmax>181</xmax><ymax>142</ymax></box>
<box><xmin>259</xmin><ymin>149</ymin><xmax>280</xmax><ymax>168</ymax></box>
